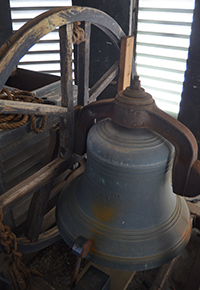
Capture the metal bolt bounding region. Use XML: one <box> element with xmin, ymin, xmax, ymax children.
<box><xmin>130</xmin><ymin>75</ymin><xmax>141</xmax><ymax>90</ymax></box>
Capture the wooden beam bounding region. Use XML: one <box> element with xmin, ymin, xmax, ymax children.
<box><xmin>89</xmin><ymin>60</ymin><xmax>119</xmax><ymax>103</ymax></box>
<box><xmin>59</xmin><ymin>24</ymin><xmax>74</xmax><ymax>158</ymax></box>
<box><xmin>26</xmin><ymin>181</ymin><xmax>54</xmax><ymax>243</ymax></box>
<box><xmin>0</xmin><ymin>99</ymin><xmax>67</xmax><ymax>116</ymax></box>
<box><xmin>17</xmin><ymin>226</ymin><xmax>60</xmax><ymax>254</ymax></box>
<box><xmin>0</xmin><ymin>156</ymin><xmax>78</xmax><ymax>215</ymax></box>
<box><xmin>77</xmin><ymin>21</ymin><xmax>91</xmax><ymax>106</ymax></box>
<box><xmin>118</xmin><ymin>36</ymin><xmax>134</xmax><ymax>92</ymax></box>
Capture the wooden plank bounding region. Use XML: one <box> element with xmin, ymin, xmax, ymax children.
<box><xmin>26</xmin><ymin>181</ymin><xmax>53</xmax><ymax>243</ymax></box>
<box><xmin>89</xmin><ymin>60</ymin><xmax>119</xmax><ymax>103</ymax></box>
<box><xmin>77</xmin><ymin>21</ymin><xmax>91</xmax><ymax>106</ymax></box>
<box><xmin>182</xmin><ymin>242</ymin><xmax>200</xmax><ymax>290</ymax></box>
<box><xmin>59</xmin><ymin>23</ymin><xmax>74</xmax><ymax>159</ymax></box>
<box><xmin>30</xmin><ymin>276</ymin><xmax>56</xmax><ymax>290</ymax></box>
<box><xmin>0</xmin><ymin>99</ymin><xmax>67</xmax><ymax>116</ymax></box>
<box><xmin>25</xmin><ymin>123</ymin><xmax>59</xmax><ymax>243</ymax></box>
<box><xmin>118</xmin><ymin>36</ymin><xmax>134</xmax><ymax>92</ymax></box>
<box><xmin>186</xmin><ymin>200</ymin><xmax>200</xmax><ymax>215</ymax></box>
<box><xmin>150</xmin><ymin>256</ymin><xmax>180</xmax><ymax>290</ymax></box>
<box><xmin>41</xmin><ymin>207</ymin><xmax>56</xmax><ymax>233</ymax></box>
<box><xmin>17</xmin><ymin>226</ymin><xmax>60</xmax><ymax>254</ymax></box>
<box><xmin>42</xmin><ymin>125</ymin><xmax>59</xmax><ymax>166</ymax></box>
<box><xmin>77</xmin><ymin>262</ymin><xmax>135</xmax><ymax>290</ymax></box>
<box><xmin>0</xmin><ymin>156</ymin><xmax>78</xmax><ymax>215</ymax></box>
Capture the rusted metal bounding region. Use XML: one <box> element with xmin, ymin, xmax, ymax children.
<box><xmin>74</xmin><ymin>76</ymin><xmax>200</xmax><ymax>197</ymax></box>
<box><xmin>70</xmin><ymin>236</ymin><xmax>92</xmax><ymax>288</ymax></box>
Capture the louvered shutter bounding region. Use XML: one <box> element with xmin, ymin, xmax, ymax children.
<box><xmin>136</xmin><ymin>0</ymin><xmax>195</xmax><ymax>117</ymax></box>
<box><xmin>10</xmin><ymin>0</ymin><xmax>72</xmax><ymax>76</ymax></box>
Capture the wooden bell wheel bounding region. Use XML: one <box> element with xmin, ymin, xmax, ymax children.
<box><xmin>0</xmin><ymin>6</ymin><xmax>126</xmax><ymax>253</ymax></box>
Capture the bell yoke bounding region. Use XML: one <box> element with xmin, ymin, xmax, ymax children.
<box><xmin>57</xmin><ymin>76</ymin><xmax>200</xmax><ymax>270</ymax></box>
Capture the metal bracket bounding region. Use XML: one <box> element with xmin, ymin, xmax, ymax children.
<box><xmin>70</xmin><ymin>236</ymin><xmax>92</xmax><ymax>288</ymax></box>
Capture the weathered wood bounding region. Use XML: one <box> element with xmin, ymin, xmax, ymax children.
<box><xmin>32</xmin><ymin>80</ymin><xmax>61</xmax><ymax>100</ymax></box>
<box><xmin>77</xmin><ymin>21</ymin><xmax>91</xmax><ymax>105</ymax></box>
<box><xmin>41</xmin><ymin>207</ymin><xmax>56</xmax><ymax>233</ymax></box>
<box><xmin>30</xmin><ymin>276</ymin><xmax>56</xmax><ymax>290</ymax></box>
<box><xmin>0</xmin><ymin>99</ymin><xmax>67</xmax><ymax>116</ymax></box>
<box><xmin>59</xmin><ymin>23</ymin><xmax>74</xmax><ymax>158</ymax></box>
<box><xmin>150</xmin><ymin>256</ymin><xmax>180</xmax><ymax>290</ymax></box>
<box><xmin>17</xmin><ymin>226</ymin><xmax>60</xmax><ymax>254</ymax></box>
<box><xmin>89</xmin><ymin>60</ymin><xmax>119</xmax><ymax>103</ymax></box>
<box><xmin>187</xmin><ymin>200</ymin><xmax>200</xmax><ymax>215</ymax></box>
<box><xmin>118</xmin><ymin>36</ymin><xmax>134</xmax><ymax>92</ymax></box>
<box><xmin>43</xmin><ymin>125</ymin><xmax>59</xmax><ymax>166</ymax></box>
<box><xmin>12</xmin><ymin>170</ymin><xmax>66</xmax><ymax>229</ymax></box>
<box><xmin>25</xmin><ymin>123</ymin><xmax>60</xmax><ymax>243</ymax></box>
<box><xmin>182</xmin><ymin>241</ymin><xmax>200</xmax><ymax>290</ymax></box>
<box><xmin>0</xmin><ymin>156</ymin><xmax>78</xmax><ymax>215</ymax></box>
<box><xmin>0</xmin><ymin>7</ymin><xmax>124</xmax><ymax>92</ymax></box>
<box><xmin>26</xmin><ymin>181</ymin><xmax>54</xmax><ymax>243</ymax></box>
<box><xmin>77</xmin><ymin>262</ymin><xmax>135</xmax><ymax>290</ymax></box>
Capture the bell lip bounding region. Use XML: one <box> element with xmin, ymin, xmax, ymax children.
<box><xmin>88</xmin><ymin>222</ymin><xmax>191</xmax><ymax>271</ymax></box>
<box><xmin>56</xmin><ymin>175</ymin><xmax>192</xmax><ymax>271</ymax></box>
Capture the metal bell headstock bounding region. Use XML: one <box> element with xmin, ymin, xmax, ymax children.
<box><xmin>74</xmin><ymin>75</ymin><xmax>200</xmax><ymax>198</ymax></box>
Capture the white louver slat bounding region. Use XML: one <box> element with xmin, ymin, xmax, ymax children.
<box><xmin>9</xmin><ymin>0</ymin><xmax>72</xmax><ymax>76</ymax></box>
<box><xmin>136</xmin><ymin>0</ymin><xmax>195</xmax><ymax>117</ymax></box>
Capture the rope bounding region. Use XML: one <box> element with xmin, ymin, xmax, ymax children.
<box><xmin>73</xmin><ymin>21</ymin><xmax>85</xmax><ymax>45</ymax></box>
<box><xmin>0</xmin><ymin>88</ymin><xmax>47</xmax><ymax>133</ymax></box>
<box><xmin>0</xmin><ymin>206</ymin><xmax>41</xmax><ymax>290</ymax></box>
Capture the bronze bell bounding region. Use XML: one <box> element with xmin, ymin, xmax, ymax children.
<box><xmin>57</xmin><ymin>76</ymin><xmax>192</xmax><ymax>271</ymax></box>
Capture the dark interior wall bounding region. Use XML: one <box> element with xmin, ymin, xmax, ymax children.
<box><xmin>72</xmin><ymin>0</ymin><xmax>137</xmax><ymax>99</ymax></box>
<box><xmin>0</xmin><ymin>0</ymin><xmax>12</xmax><ymax>47</ymax></box>
<box><xmin>73</xmin><ymin>0</ymin><xmax>134</xmax><ymax>35</ymax></box>
<box><xmin>178</xmin><ymin>0</ymin><xmax>200</xmax><ymax>156</ymax></box>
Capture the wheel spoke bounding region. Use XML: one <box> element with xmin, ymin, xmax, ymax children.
<box><xmin>59</xmin><ymin>23</ymin><xmax>74</xmax><ymax>158</ymax></box>
<box><xmin>89</xmin><ymin>60</ymin><xmax>119</xmax><ymax>103</ymax></box>
<box><xmin>77</xmin><ymin>21</ymin><xmax>91</xmax><ymax>106</ymax></box>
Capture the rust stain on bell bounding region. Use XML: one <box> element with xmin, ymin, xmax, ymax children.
<box><xmin>92</xmin><ymin>203</ymin><xmax>115</xmax><ymax>223</ymax></box>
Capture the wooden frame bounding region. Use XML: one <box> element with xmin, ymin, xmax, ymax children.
<box><xmin>0</xmin><ymin>6</ymin><xmax>126</xmax><ymax>253</ymax></box>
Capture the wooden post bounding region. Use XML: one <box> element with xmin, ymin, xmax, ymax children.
<box><xmin>25</xmin><ymin>182</ymin><xmax>54</xmax><ymax>243</ymax></box>
<box><xmin>59</xmin><ymin>24</ymin><xmax>74</xmax><ymax>159</ymax></box>
<box><xmin>77</xmin><ymin>21</ymin><xmax>91</xmax><ymax>106</ymax></box>
<box><xmin>118</xmin><ymin>36</ymin><xmax>134</xmax><ymax>92</ymax></box>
